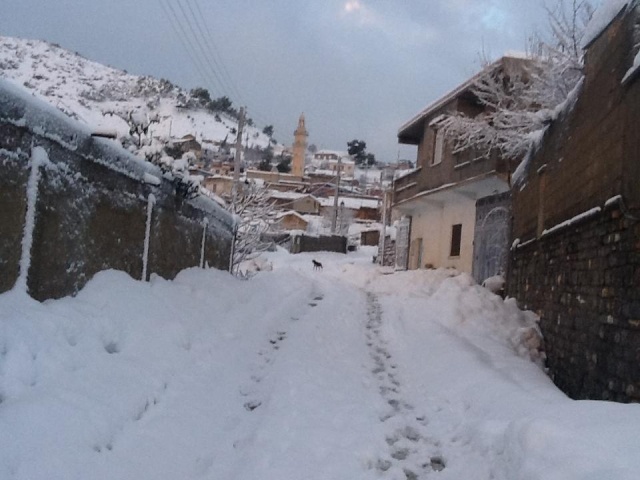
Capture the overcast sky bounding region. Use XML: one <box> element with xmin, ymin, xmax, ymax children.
<box><xmin>1</xmin><ymin>0</ymin><xmax>579</xmax><ymax>162</ymax></box>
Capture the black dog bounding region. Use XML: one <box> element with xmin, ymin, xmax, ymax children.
<box><xmin>312</xmin><ymin>259</ymin><xmax>323</xmax><ymax>271</ymax></box>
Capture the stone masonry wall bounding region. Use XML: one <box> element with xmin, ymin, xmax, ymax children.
<box><xmin>289</xmin><ymin>234</ymin><xmax>347</xmax><ymax>255</ymax></box>
<box><xmin>509</xmin><ymin>202</ymin><xmax>640</xmax><ymax>402</ymax></box>
<box><xmin>0</xmin><ymin>82</ymin><xmax>234</xmax><ymax>301</ymax></box>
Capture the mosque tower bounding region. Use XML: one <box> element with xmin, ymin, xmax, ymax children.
<box><xmin>291</xmin><ymin>113</ymin><xmax>308</xmax><ymax>177</ymax></box>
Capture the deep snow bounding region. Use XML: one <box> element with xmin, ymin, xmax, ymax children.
<box><xmin>1</xmin><ymin>248</ymin><xmax>639</xmax><ymax>480</ymax></box>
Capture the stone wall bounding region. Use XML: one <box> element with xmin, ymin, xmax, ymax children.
<box><xmin>507</xmin><ymin>6</ymin><xmax>640</xmax><ymax>402</ymax></box>
<box><xmin>289</xmin><ymin>234</ymin><xmax>347</xmax><ymax>255</ymax></box>
<box><xmin>512</xmin><ymin>7</ymin><xmax>640</xmax><ymax>241</ymax></box>
<box><xmin>0</xmin><ymin>80</ymin><xmax>235</xmax><ymax>301</ymax></box>
<box><xmin>509</xmin><ymin>202</ymin><xmax>640</xmax><ymax>402</ymax></box>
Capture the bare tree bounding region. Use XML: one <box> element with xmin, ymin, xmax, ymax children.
<box><xmin>444</xmin><ymin>0</ymin><xmax>594</xmax><ymax>160</ymax></box>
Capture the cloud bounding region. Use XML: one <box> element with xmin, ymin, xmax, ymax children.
<box><xmin>343</xmin><ymin>0</ymin><xmax>362</xmax><ymax>13</ymax></box>
<box><xmin>341</xmin><ymin>0</ymin><xmax>377</xmax><ymax>26</ymax></box>
<box><xmin>339</xmin><ymin>1</ymin><xmax>434</xmax><ymax>46</ymax></box>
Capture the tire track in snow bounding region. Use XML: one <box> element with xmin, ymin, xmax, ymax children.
<box><xmin>365</xmin><ymin>291</ymin><xmax>446</xmax><ymax>479</ymax></box>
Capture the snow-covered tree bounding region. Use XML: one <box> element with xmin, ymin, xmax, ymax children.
<box><xmin>444</xmin><ymin>0</ymin><xmax>594</xmax><ymax>160</ymax></box>
<box><xmin>228</xmin><ymin>180</ymin><xmax>278</xmax><ymax>277</ymax></box>
<box><xmin>104</xmin><ymin>109</ymin><xmax>159</xmax><ymax>148</ymax></box>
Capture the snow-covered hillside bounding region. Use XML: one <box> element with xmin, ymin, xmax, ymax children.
<box><xmin>0</xmin><ymin>36</ymin><xmax>273</xmax><ymax>150</ymax></box>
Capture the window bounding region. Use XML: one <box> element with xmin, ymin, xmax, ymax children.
<box><xmin>450</xmin><ymin>224</ymin><xmax>462</xmax><ymax>257</ymax></box>
<box><xmin>432</xmin><ymin>128</ymin><xmax>445</xmax><ymax>166</ymax></box>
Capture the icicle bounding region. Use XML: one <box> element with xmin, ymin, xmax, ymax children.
<box><xmin>142</xmin><ymin>193</ymin><xmax>156</xmax><ymax>281</ymax></box>
<box><xmin>15</xmin><ymin>146</ymin><xmax>48</xmax><ymax>293</ymax></box>
<box><xmin>200</xmin><ymin>217</ymin><xmax>209</xmax><ymax>269</ymax></box>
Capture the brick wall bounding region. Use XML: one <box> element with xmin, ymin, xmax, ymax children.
<box><xmin>509</xmin><ymin>203</ymin><xmax>640</xmax><ymax>401</ymax></box>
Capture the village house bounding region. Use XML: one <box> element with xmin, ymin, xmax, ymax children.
<box><xmin>172</xmin><ymin>134</ymin><xmax>202</xmax><ymax>160</ymax></box>
<box><xmin>269</xmin><ymin>191</ymin><xmax>321</xmax><ymax>215</ymax></box>
<box><xmin>207</xmin><ymin>160</ymin><xmax>234</xmax><ymax>176</ymax></box>
<box><xmin>202</xmin><ymin>175</ymin><xmax>234</xmax><ymax>197</ymax></box>
<box><xmin>507</xmin><ymin>3</ymin><xmax>640</xmax><ymax>402</ymax></box>
<box><xmin>274</xmin><ymin>211</ymin><xmax>309</xmax><ymax>232</ymax></box>
<box><xmin>311</xmin><ymin>150</ymin><xmax>356</xmax><ymax>178</ymax></box>
<box><xmin>318</xmin><ymin>196</ymin><xmax>381</xmax><ymax>222</ymax></box>
<box><xmin>245</xmin><ymin>168</ymin><xmax>304</xmax><ymax>184</ymax></box>
<box><xmin>392</xmin><ymin>55</ymin><xmax>528</xmax><ymax>280</ymax></box>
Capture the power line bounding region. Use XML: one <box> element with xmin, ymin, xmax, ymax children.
<box><xmin>186</xmin><ymin>0</ymin><xmax>244</xmax><ymax>103</ymax></box>
<box><xmin>160</xmin><ymin>0</ymin><xmax>277</xmax><ymax>133</ymax></box>
<box><xmin>175</xmin><ymin>0</ymin><xmax>228</xmax><ymax>97</ymax></box>
<box><xmin>186</xmin><ymin>0</ymin><xmax>275</xmax><ymax>129</ymax></box>
<box><xmin>162</xmin><ymin>0</ymin><xmax>223</xmax><ymax>95</ymax></box>
<box><xmin>159</xmin><ymin>0</ymin><xmax>210</xmax><ymax>90</ymax></box>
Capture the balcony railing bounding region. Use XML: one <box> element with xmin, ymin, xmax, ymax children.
<box><xmin>392</xmin><ymin>168</ymin><xmax>420</xmax><ymax>203</ymax></box>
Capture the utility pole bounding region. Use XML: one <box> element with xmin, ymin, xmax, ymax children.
<box><xmin>331</xmin><ymin>155</ymin><xmax>342</xmax><ymax>234</ymax></box>
<box><xmin>232</xmin><ymin>106</ymin><xmax>246</xmax><ymax>206</ymax></box>
<box><xmin>379</xmin><ymin>187</ymin><xmax>390</xmax><ymax>266</ymax></box>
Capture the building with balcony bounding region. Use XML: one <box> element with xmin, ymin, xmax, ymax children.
<box><xmin>393</xmin><ymin>56</ymin><xmax>528</xmax><ymax>280</ymax></box>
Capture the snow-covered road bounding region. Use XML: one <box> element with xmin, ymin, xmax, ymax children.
<box><xmin>1</xmin><ymin>247</ymin><xmax>639</xmax><ymax>480</ymax></box>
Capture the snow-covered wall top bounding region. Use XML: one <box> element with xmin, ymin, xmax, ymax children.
<box><xmin>581</xmin><ymin>0</ymin><xmax>633</xmax><ymax>48</ymax></box>
<box><xmin>0</xmin><ymin>77</ymin><xmax>157</xmax><ymax>177</ymax></box>
<box><xmin>0</xmin><ymin>78</ymin><xmax>234</xmax><ymax>228</ymax></box>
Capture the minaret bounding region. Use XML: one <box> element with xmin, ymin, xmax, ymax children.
<box><xmin>292</xmin><ymin>113</ymin><xmax>308</xmax><ymax>178</ymax></box>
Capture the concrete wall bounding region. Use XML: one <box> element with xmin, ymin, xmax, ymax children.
<box><xmin>0</xmin><ymin>80</ymin><xmax>234</xmax><ymax>301</ymax></box>
<box><xmin>290</xmin><ymin>235</ymin><xmax>347</xmax><ymax>255</ymax></box>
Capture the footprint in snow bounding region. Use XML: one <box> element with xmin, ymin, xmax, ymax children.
<box><xmin>243</xmin><ymin>400</ymin><xmax>261</xmax><ymax>412</ymax></box>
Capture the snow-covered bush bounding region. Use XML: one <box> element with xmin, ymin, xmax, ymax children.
<box><xmin>227</xmin><ymin>180</ymin><xmax>279</xmax><ymax>277</ymax></box>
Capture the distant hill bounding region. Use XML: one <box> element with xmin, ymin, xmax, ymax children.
<box><xmin>0</xmin><ymin>36</ymin><xmax>276</xmax><ymax>155</ymax></box>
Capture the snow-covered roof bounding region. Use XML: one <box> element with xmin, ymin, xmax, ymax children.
<box><xmin>205</xmin><ymin>174</ymin><xmax>233</xmax><ymax>181</ymax></box>
<box><xmin>354</xmin><ymin>167</ymin><xmax>382</xmax><ymax>182</ymax></box>
<box><xmin>276</xmin><ymin>210</ymin><xmax>308</xmax><ymax>222</ymax></box>
<box><xmin>270</xmin><ymin>191</ymin><xmax>318</xmax><ymax>201</ymax></box>
<box><xmin>398</xmin><ymin>55</ymin><xmax>532</xmax><ymax>144</ymax></box>
<box><xmin>310</xmin><ymin>169</ymin><xmax>341</xmax><ymax>177</ymax></box>
<box><xmin>314</xmin><ymin>149</ymin><xmax>350</xmax><ymax>158</ymax></box>
<box><xmin>319</xmin><ymin>196</ymin><xmax>380</xmax><ymax>210</ymax></box>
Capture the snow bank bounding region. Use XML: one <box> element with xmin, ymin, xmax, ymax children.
<box><xmin>361</xmin><ymin>268</ymin><xmax>545</xmax><ymax>366</ymax></box>
<box><xmin>1</xmin><ymin>248</ymin><xmax>639</xmax><ymax>480</ymax></box>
